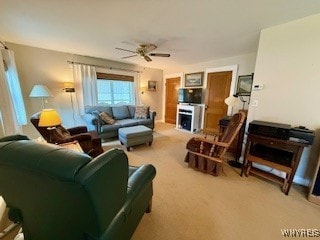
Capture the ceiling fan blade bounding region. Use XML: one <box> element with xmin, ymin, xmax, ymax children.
<box><xmin>122</xmin><ymin>54</ymin><xmax>138</xmax><ymax>59</ymax></box>
<box><xmin>149</xmin><ymin>53</ymin><xmax>171</xmax><ymax>57</ymax></box>
<box><xmin>115</xmin><ymin>47</ymin><xmax>137</xmax><ymax>54</ymax></box>
<box><xmin>143</xmin><ymin>44</ymin><xmax>157</xmax><ymax>53</ymax></box>
<box><xmin>144</xmin><ymin>55</ymin><xmax>152</xmax><ymax>62</ymax></box>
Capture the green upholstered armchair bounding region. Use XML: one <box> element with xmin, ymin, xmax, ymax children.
<box><xmin>0</xmin><ymin>135</ymin><xmax>156</xmax><ymax>240</ymax></box>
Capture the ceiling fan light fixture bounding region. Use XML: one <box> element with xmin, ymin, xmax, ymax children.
<box><xmin>144</xmin><ymin>55</ymin><xmax>152</xmax><ymax>62</ymax></box>
<box><xmin>115</xmin><ymin>43</ymin><xmax>170</xmax><ymax>62</ymax></box>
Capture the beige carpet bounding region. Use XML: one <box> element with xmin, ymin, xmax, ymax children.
<box><xmin>103</xmin><ymin>122</ymin><xmax>320</xmax><ymax>240</ymax></box>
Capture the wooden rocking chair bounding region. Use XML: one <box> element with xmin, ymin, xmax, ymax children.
<box><xmin>185</xmin><ymin>112</ymin><xmax>246</xmax><ymax>176</ymax></box>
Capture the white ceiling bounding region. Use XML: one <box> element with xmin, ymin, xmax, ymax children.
<box><xmin>1</xmin><ymin>0</ymin><xmax>320</xmax><ymax>70</ymax></box>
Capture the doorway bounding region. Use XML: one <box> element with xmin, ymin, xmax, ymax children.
<box><xmin>203</xmin><ymin>71</ymin><xmax>232</xmax><ymax>133</ymax></box>
<box><xmin>165</xmin><ymin>77</ymin><xmax>181</xmax><ymax>124</ymax></box>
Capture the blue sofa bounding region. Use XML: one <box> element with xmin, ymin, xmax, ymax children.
<box><xmin>83</xmin><ymin>105</ymin><xmax>156</xmax><ymax>139</ymax></box>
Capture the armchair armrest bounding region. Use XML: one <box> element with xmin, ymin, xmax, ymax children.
<box><xmin>55</xmin><ymin>133</ymin><xmax>92</xmax><ymax>144</ymax></box>
<box><xmin>68</xmin><ymin>126</ymin><xmax>88</xmax><ymax>135</ymax></box>
<box><xmin>149</xmin><ymin>111</ymin><xmax>156</xmax><ymax>120</ymax></box>
<box><xmin>82</xmin><ymin>113</ymin><xmax>100</xmax><ymax>132</ymax></box>
<box><xmin>127</xmin><ymin>164</ymin><xmax>156</xmax><ymax>197</ymax></box>
<box><xmin>194</xmin><ymin>137</ymin><xmax>230</xmax><ymax>148</ymax></box>
<box><xmin>201</xmin><ymin>129</ymin><xmax>221</xmax><ymax>138</ymax></box>
<box><xmin>148</xmin><ymin>111</ymin><xmax>156</xmax><ymax>129</ymax></box>
<box><xmin>123</xmin><ymin>164</ymin><xmax>156</xmax><ymax>219</ymax></box>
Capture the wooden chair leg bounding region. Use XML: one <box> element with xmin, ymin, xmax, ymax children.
<box><xmin>146</xmin><ymin>199</ymin><xmax>152</xmax><ymax>213</ymax></box>
<box><xmin>282</xmin><ymin>173</ymin><xmax>290</xmax><ymax>193</ymax></box>
<box><xmin>245</xmin><ymin>162</ymin><xmax>252</xmax><ymax>177</ymax></box>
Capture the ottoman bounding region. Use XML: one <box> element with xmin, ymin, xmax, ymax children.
<box><xmin>118</xmin><ymin>125</ymin><xmax>153</xmax><ymax>151</ymax></box>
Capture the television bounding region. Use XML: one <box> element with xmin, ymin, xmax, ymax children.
<box><xmin>178</xmin><ymin>88</ymin><xmax>202</xmax><ymax>104</ymax></box>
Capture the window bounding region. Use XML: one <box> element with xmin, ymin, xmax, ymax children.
<box><xmin>1</xmin><ymin>49</ymin><xmax>27</xmax><ymax>126</ymax></box>
<box><xmin>96</xmin><ymin>72</ymin><xmax>135</xmax><ymax>105</ymax></box>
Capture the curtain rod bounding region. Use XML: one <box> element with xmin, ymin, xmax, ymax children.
<box><xmin>67</xmin><ymin>60</ymin><xmax>141</xmax><ymax>73</ymax></box>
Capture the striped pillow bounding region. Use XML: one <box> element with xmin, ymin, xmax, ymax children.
<box><xmin>99</xmin><ymin>112</ymin><xmax>115</xmax><ymax>125</ymax></box>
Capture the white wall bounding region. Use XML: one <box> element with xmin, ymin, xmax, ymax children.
<box><xmin>163</xmin><ymin>52</ymin><xmax>257</xmax><ymax>119</ymax></box>
<box><xmin>8</xmin><ymin>43</ymin><xmax>163</xmax><ymax>139</ymax></box>
<box><xmin>247</xmin><ymin>13</ymin><xmax>320</xmax><ymax>185</ymax></box>
<box><xmin>139</xmin><ymin>67</ymin><xmax>163</xmax><ymax>118</ymax></box>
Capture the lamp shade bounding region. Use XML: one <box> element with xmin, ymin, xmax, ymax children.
<box><xmin>29</xmin><ymin>85</ymin><xmax>53</xmax><ymax>98</ymax></box>
<box><xmin>38</xmin><ymin>109</ymin><xmax>62</xmax><ymax>127</ymax></box>
<box><xmin>224</xmin><ymin>95</ymin><xmax>240</xmax><ymax>107</ymax></box>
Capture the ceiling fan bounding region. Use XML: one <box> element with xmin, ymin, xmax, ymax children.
<box><xmin>115</xmin><ymin>44</ymin><xmax>170</xmax><ymax>62</ymax></box>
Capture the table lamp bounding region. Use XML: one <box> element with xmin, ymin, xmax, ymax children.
<box><xmin>38</xmin><ymin>109</ymin><xmax>62</xmax><ymax>143</ymax></box>
<box><xmin>29</xmin><ymin>85</ymin><xmax>53</xmax><ymax>109</ymax></box>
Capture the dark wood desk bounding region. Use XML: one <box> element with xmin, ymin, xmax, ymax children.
<box><xmin>241</xmin><ymin>133</ymin><xmax>308</xmax><ymax>195</ymax></box>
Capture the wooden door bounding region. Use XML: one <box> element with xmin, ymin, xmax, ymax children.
<box><xmin>165</xmin><ymin>77</ymin><xmax>181</xmax><ymax>124</ymax></box>
<box><xmin>204</xmin><ymin>71</ymin><xmax>232</xmax><ymax>134</ymax></box>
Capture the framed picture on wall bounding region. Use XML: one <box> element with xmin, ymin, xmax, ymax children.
<box><xmin>148</xmin><ymin>80</ymin><xmax>157</xmax><ymax>91</ymax></box>
<box><xmin>185</xmin><ymin>72</ymin><xmax>204</xmax><ymax>87</ymax></box>
<box><xmin>236</xmin><ymin>73</ymin><xmax>254</xmax><ymax>96</ymax></box>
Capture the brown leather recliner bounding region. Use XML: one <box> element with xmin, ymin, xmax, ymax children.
<box><xmin>30</xmin><ymin>112</ymin><xmax>104</xmax><ymax>157</ymax></box>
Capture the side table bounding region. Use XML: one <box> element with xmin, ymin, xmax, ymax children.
<box><xmin>241</xmin><ymin>133</ymin><xmax>308</xmax><ymax>195</ymax></box>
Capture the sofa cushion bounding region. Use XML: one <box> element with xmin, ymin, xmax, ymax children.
<box><xmin>117</xmin><ymin>119</ymin><xmax>139</xmax><ymax>128</ymax></box>
<box><xmin>100</xmin><ymin>123</ymin><xmax>121</xmax><ymax>133</ymax></box>
<box><xmin>127</xmin><ymin>105</ymin><xmax>136</xmax><ymax>118</ymax></box>
<box><xmin>99</xmin><ymin>112</ymin><xmax>115</xmax><ymax>125</ymax></box>
<box><xmin>135</xmin><ymin>118</ymin><xmax>153</xmax><ymax>126</ymax></box>
<box><xmin>112</xmin><ymin>106</ymin><xmax>131</xmax><ymax>120</ymax></box>
<box><xmin>134</xmin><ymin>106</ymin><xmax>149</xmax><ymax>119</ymax></box>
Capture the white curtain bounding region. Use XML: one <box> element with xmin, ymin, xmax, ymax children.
<box><xmin>134</xmin><ymin>72</ymin><xmax>142</xmax><ymax>105</ymax></box>
<box><xmin>0</xmin><ymin>49</ymin><xmax>26</xmax><ymax>136</ymax></box>
<box><xmin>73</xmin><ymin>64</ymin><xmax>97</xmax><ymax>115</ymax></box>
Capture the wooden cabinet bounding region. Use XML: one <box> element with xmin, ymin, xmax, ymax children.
<box><xmin>241</xmin><ymin>133</ymin><xmax>308</xmax><ymax>195</ymax></box>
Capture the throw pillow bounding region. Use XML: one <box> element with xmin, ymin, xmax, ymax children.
<box><xmin>134</xmin><ymin>106</ymin><xmax>149</xmax><ymax>119</ymax></box>
<box><xmin>99</xmin><ymin>112</ymin><xmax>115</xmax><ymax>125</ymax></box>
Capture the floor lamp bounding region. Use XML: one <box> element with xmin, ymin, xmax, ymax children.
<box><xmin>29</xmin><ymin>85</ymin><xmax>53</xmax><ymax>109</ymax></box>
<box><xmin>63</xmin><ymin>82</ymin><xmax>76</xmax><ymax>126</ymax></box>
